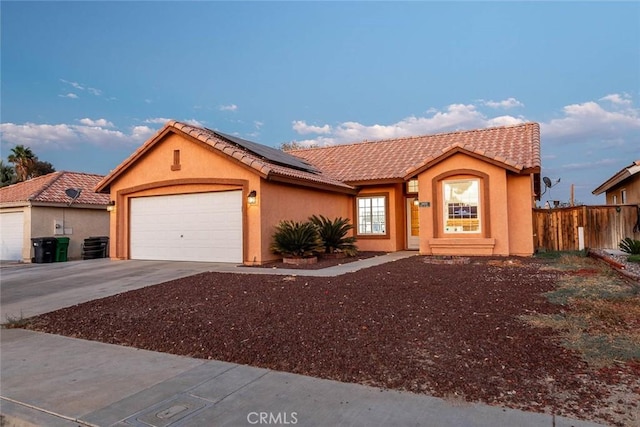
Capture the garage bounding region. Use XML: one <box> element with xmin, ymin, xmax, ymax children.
<box><xmin>1</xmin><ymin>211</ymin><xmax>24</xmax><ymax>261</ymax></box>
<box><xmin>130</xmin><ymin>191</ymin><xmax>242</xmax><ymax>263</ymax></box>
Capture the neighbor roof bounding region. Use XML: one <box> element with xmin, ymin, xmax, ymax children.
<box><xmin>592</xmin><ymin>160</ymin><xmax>640</xmax><ymax>195</ymax></box>
<box><xmin>96</xmin><ymin>121</ymin><xmax>356</xmax><ymax>194</ymax></box>
<box><xmin>289</xmin><ymin>122</ymin><xmax>541</xmax><ymax>184</ymax></box>
<box><xmin>0</xmin><ymin>171</ymin><xmax>110</xmax><ymax>206</ymax></box>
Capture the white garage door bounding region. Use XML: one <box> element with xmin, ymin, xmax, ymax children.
<box><xmin>1</xmin><ymin>211</ymin><xmax>25</xmax><ymax>261</ymax></box>
<box><xmin>130</xmin><ymin>191</ymin><xmax>242</xmax><ymax>263</ymax></box>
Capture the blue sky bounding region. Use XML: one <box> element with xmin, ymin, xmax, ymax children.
<box><xmin>1</xmin><ymin>1</ymin><xmax>638</xmax><ymax>205</ymax></box>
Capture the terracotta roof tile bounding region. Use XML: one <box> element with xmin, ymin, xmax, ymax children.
<box><xmin>0</xmin><ymin>171</ymin><xmax>110</xmax><ymax>206</ymax></box>
<box><xmin>290</xmin><ymin>123</ymin><xmax>541</xmax><ymax>183</ymax></box>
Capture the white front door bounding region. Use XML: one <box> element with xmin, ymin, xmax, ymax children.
<box><xmin>130</xmin><ymin>191</ymin><xmax>243</xmax><ymax>263</ymax></box>
<box><xmin>406</xmin><ymin>198</ymin><xmax>420</xmax><ymax>250</ymax></box>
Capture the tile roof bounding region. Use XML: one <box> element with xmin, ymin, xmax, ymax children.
<box><xmin>592</xmin><ymin>160</ymin><xmax>640</xmax><ymax>195</ymax></box>
<box><xmin>96</xmin><ymin>121</ymin><xmax>356</xmax><ymax>194</ymax></box>
<box><xmin>0</xmin><ymin>171</ymin><xmax>110</xmax><ymax>206</ymax></box>
<box><xmin>289</xmin><ymin>122</ymin><xmax>541</xmax><ymax>183</ymax></box>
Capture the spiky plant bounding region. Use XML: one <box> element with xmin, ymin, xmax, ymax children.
<box><xmin>270</xmin><ymin>220</ymin><xmax>322</xmax><ymax>258</ymax></box>
<box><xmin>309</xmin><ymin>215</ymin><xmax>358</xmax><ymax>256</ymax></box>
<box><xmin>619</xmin><ymin>237</ymin><xmax>640</xmax><ymax>255</ymax></box>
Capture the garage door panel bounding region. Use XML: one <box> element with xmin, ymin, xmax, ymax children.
<box><xmin>1</xmin><ymin>212</ymin><xmax>24</xmax><ymax>261</ymax></box>
<box><xmin>130</xmin><ymin>192</ymin><xmax>242</xmax><ymax>263</ymax></box>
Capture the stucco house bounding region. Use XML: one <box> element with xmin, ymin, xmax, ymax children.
<box><xmin>592</xmin><ymin>160</ymin><xmax>640</xmax><ymax>205</ymax></box>
<box><xmin>96</xmin><ymin>121</ymin><xmax>541</xmax><ymax>264</ymax></box>
<box><xmin>0</xmin><ymin>171</ymin><xmax>110</xmax><ymax>262</ymax></box>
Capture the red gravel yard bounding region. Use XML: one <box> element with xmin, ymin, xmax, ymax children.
<box><xmin>23</xmin><ymin>255</ymin><xmax>640</xmax><ymax>426</ymax></box>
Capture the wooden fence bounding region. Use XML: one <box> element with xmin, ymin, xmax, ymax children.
<box><xmin>532</xmin><ymin>205</ymin><xmax>640</xmax><ymax>251</ymax></box>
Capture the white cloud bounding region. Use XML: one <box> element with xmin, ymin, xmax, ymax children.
<box><xmin>60</xmin><ymin>79</ymin><xmax>84</xmax><ymax>90</ymax></box>
<box><xmin>292</xmin><ymin>120</ymin><xmax>331</xmax><ymax>135</ymax></box>
<box><xmin>144</xmin><ymin>117</ymin><xmax>172</xmax><ymax>124</ymax></box>
<box><xmin>184</xmin><ymin>119</ymin><xmax>204</xmax><ymax>127</ymax></box>
<box><xmin>254</xmin><ymin>121</ymin><xmax>264</xmax><ymax>129</ymax></box>
<box><xmin>542</xmin><ymin>99</ymin><xmax>640</xmax><ymax>139</ymax></box>
<box><xmin>60</xmin><ymin>79</ymin><xmax>103</xmax><ymax>97</ymax></box>
<box><xmin>220</xmin><ymin>104</ymin><xmax>238</xmax><ymax>112</ymax></box>
<box><xmin>599</xmin><ymin>93</ymin><xmax>632</xmax><ymax>106</ymax></box>
<box><xmin>59</xmin><ymin>93</ymin><xmax>78</xmax><ymax>99</ymax></box>
<box><xmin>290</xmin><ymin>103</ymin><xmax>528</xmax><ymax>146</ymax></box>
<box><xmin>0</xmin><ymin>121</ymin><xmax>152</xmax><ymax>149</ymax></box>
<box><xmin>79</xmin><ymin>118</ymin><xmax>114</xmax><ymax>127</ymax></box>
<box><xmin>483</xmin><ymin>97</ymin><xmax>524</xmax><ymax>109</ymax></box>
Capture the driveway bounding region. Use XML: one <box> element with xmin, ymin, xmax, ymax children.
<box><xmin>0</xmin><ymin>259</ymin><xmax>233</xmax><ymax>320</ymax></box>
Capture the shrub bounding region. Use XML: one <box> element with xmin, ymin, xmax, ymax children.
<box><xmin>619</xmin><ymin>237</ymin><xmax>640</xmax><ymax>255</ymax></box>
<box><xmin>309</xmin><ymin>215</ymin><xmax>358</xmax><ymax>256</ymax></box>
<box><xmin>627</xmin><ymin>254</ymin><xmax>640</xmax><ymax>263</ymax></box>
<box><xmin>270</xmin><ymin>220</ymin><xmax>322</xmax><ymax>258</ymax></box>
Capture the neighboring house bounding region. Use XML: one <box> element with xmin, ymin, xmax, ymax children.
<box><xmin>0</xmin><ymin>171</ymin><xmax>110</xmax><ymax>262</ymax></box>
<box><xmin>592</xmin><ymin>160</ymin><xmax>640</xmax><ymax>205</ymax></box>
<box><xmin>96</xmin><ymin>121</ymin><xmax>541</xmax><ymax>264</ymax></box>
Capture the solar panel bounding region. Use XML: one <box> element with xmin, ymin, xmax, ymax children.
<box><xmin>211</xmin><ymin>130</ymin><xmax>319</xmax><ymax>173</ymax></box>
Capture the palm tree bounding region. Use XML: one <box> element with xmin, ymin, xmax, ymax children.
<box><xmin>7</xmin><ymin>145</ymin><xmax>35</xmax><ymax>181</ymax></box>
<box><xmin>0</xmin><ymin>160</ymin><xmax>16</xmax><ymax>187</ymax></box>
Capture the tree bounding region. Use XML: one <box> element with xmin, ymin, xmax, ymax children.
<box><xmin>31</xmin><ymin>160</ymin><xmax>56</xmax><ymax>177</ymax></box>
<box><xmin>0</xmin><ymin>160</ymin><xmax>16</xmax><ymax>187</ymax></box>
<box><xmin>5</xmin><ymin>145</ymin><xmax>55</xmax><ymax>181</ymax></box>
<box><xmin>7</xmin><ymin>145</ymin><xmax>36</xmax><ymax>181</ymax></box>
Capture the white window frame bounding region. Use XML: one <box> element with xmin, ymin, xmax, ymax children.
<box><xmin>357</xmin><ymin>195</ymin><xmax>387</xmax><ymax>236</ymax></box>
<box><xmin>621</xmin><ymin>189</ymin><xmax>627</xmax><ymax>204</ymax></box>
<box><xmin>443</xmin><ymin>179</ymin><xmax>481</xmax><ymax>234</ymax></box>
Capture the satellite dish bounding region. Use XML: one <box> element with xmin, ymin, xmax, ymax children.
<box><xmin>64</xmin><ymin>188</ymin><xmax>82</xmax><ymax>206</ymax></box>
<box><xmin>543</xmin><ymin>176</ymin><xmax>552</xmax><ymax>188</ymax></box>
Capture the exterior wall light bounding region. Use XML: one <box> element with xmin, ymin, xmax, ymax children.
<box><xmin>106</xmin><ymin>200</ymin><xmax>116</xmax><ymax>212</ymax></box>
<box><xmin>413</xmin><ymin>197</ymin><xmax>419</xmax><ymax>206</ymax></box>
<box><xmin>247</xmin><ymin>190</ymin><xmax>257</xmax><ymax>206</ymax></box>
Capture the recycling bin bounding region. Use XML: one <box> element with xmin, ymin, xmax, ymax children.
<box><xmin>55</xmin><ymin>237</ymin><xmax>70</xmax><ymax>262</ymax></box>
<box><xmin>31</xmin><ymin>237</ymin><xmax>57</xmax><ymax>263</ymax></box>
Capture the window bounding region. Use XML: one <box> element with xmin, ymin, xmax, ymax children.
<box><xmin>443</xmin><ymin>179</ymin><xmax>480</xmax><ymax>233</ymax></box>
<box><xmin>621</xmin><ymin>189</ymin><xmax>627</xmax><ymax>204</ymax></box>
<box><xmin>171</xmin><ymin>149</ymin><xmax>181</xmax><ymax>171</ymax></box>
<box><xmin>357</xmin><ymin>196</ymin><xmax>386</xmax><ymax>235</ymax></box>
<box><xmin>613</xmin><ymin>195</ymin><xmax>618</xmax><ymax>204</ymax></box>
<box><xmin>407</xmin><ymin>179</ymin><xmax>419</xmax><ymax>194</ymax></box>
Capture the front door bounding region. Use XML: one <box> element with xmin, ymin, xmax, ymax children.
<box><xmin>406</xmin><ymin>198</ymin><xmax>420</xmax><ymax>250</ymax></box>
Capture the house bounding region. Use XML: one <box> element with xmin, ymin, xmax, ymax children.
<box><xmin>592</xmin><ymin>160</ymin><xmax>640</xmax><ymax>205</ymax></box>
<box><xmin>0</xmin><ymin>171</ymin><xmax>110</xmax><ymax>262</ymax></box>
<box><xmin>96</xmin><ymin>121</ymin><xmax>541</xmax><ymax>264</ymax></box>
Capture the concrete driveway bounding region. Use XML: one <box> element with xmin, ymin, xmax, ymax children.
<box><xmin>0</xmin><ymin>259</ymin><xmax>235</xmax><ymax>320</ymax></box>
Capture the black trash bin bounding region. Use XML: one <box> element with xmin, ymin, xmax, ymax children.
<box><xmin>82</xmin><ymin>236</ymin><xmax>109</xmax><ymax>259</ymax></box>
<box><xmin>31</xmin><ymin>237</ymin><xmax>58</xmax><ymax>263</ymax></box>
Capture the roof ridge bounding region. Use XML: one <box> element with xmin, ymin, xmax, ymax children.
<box><xmin>28</xmin><ymin>171</ymin><xmax>64</xmax><ymax>201</ymax></box>
<box><xmin>291</xmin><ymin>122</ymin><xmax>536</xmax><ymax>153</ymax></box>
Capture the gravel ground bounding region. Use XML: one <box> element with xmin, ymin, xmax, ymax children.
<box><xmin>24</xmin><ymin>255</ymin><xmax>639</xmax><ymax>426</ymax></box>
<box><xmin>590</xmin><ymin>249</ymin><xmax>640</xmax><ymax>282</ymax></box>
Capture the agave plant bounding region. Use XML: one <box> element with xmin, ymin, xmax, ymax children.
<box><xmin>619</xmin><ymin>237</ymin><xmax>640</xmax><ymax>255</ymax></box>
<box><xmin>270</xmin><ymin>220</ymin><xmax>322</xmax><ymax>258</ymax></box>
<box><xmin>309</xmin><ymin>215</ymin><xmax>358</xmax><ymax>256</ymax></box>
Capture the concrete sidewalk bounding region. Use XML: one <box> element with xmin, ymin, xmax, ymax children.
<box><xmin>1</xmin><ymin>329</ymin><xmax>603</xmax><ymax>427</ymax></box>
<box><xmin>1</xmin><ymin>253</ymin><xmax>605</xmax><ymax>426</ymax></box>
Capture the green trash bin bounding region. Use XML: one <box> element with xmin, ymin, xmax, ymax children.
<box><xmin>55</xmin><ymin>237</ymin><xmax>70</xmax><ymax>262</ymax></box>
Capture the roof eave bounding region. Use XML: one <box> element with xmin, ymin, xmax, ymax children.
<box><xmin>267</xmin><ymin>173</ymin><xmax>358</xmax><ymax>195</ymax></box>
<box><xmin>403</xmin><ymin>147</ymin><xmax>524</xmax><ymax>181</ymax></box>
<box><xmin>592</xmin><ymin>170</ymin><xmax>632</xmax><ymax>195</ymax></box>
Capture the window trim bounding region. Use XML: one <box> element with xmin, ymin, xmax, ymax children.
<box><xmin>620</xmin><ymin>189</ymin><xmax>627</xmax><ymax>204</ymax></box>
<box><xmin>442</xmin><ymin>178</ymin><xmax>481</xmax><ymax>234</ymax></box>
<box><xmin>432</xmin><ymin>170</ymin><xmax>490</xmax><ymax>238</ymax></box>
<box><xmin>354</xmin><ymin>192</ymin><xmax>390</xmax><ymax>239</ymax></box>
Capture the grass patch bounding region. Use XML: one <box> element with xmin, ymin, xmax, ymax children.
<box><xmin>522</xmin><ymin>253</ymin><xmax>640</xmax><ymax>367</ymax></box>
<box><xmin>2</xmin><ymin>311</ymin><xmax>31</xmax><ymax>329</ymax></box>
<box><xmin>534</xmin><ymin>250</ymin><xmax>587</xmax><ymax>260</ymax></box>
